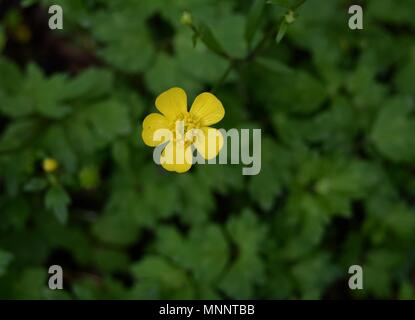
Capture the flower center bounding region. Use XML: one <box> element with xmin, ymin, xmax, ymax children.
<box><xmin>169</xmin><ymin>113</ymin><xmax>201</xmax><ymax>145</ymax></box>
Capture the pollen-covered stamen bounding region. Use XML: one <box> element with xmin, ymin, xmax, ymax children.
<box><xmin>183</xmin><ymin>113</ymin><xmax>200</xmax><ymax>131</ymax></box>
<box><xmin>170</xmin><ymin>113</ymin><xmax>201</xmax><ymax>145</ymax></box>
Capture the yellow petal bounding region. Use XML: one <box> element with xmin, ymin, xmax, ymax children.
<box><xmin>189</xmin><ymin>92</ymin><xmax>224</xmax><ymax>126</ymax></box>
<box><xmin>191</xmin><ymin>127</ymin><xmax>224</xmax><ymax>160</ymax></box>
<box><xmin>160</xmin><ymin>141</ymin><xmax>193</xmax><ymax>173</ymax></box>
<box><xmin>155</xmin><ymin>87</ymin><xmax>188</xmax><ymax>120</ymax></box>
<box><xmin>141</xmin><ymin>113</ymin><xmax>171</xmax><ymax>147</ymax></box>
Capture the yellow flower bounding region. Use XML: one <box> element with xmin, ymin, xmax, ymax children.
<box><xmin>43</xmin><ymin>158</ymin><xmax>59</xmax><ymax>173</ymax></box>
<box><xmin>142</xmin><ymin>87</ymin><xmax>225</xmax><ymax>173</ymax></box>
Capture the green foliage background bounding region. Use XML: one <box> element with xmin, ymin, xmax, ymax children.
<box><xmin>0</xmin><ymin>0</ymin><xmax>415</xmax><ymax>299</ymax></box>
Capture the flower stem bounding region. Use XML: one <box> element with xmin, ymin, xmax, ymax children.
<box><xmin>211</xmin><ymin>61</ymin><xmax>234</xmax><ymax>93</ymax></box>
<box><xmin>209</xmin><ymin>0</ymin><xmax>308</xmax><ymax>90</ymax></box>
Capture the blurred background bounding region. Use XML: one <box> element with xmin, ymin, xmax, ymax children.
<box><xmin>0</xmin><ymin>0</ymin><xmax>415</xmax><ymax>299</ymax></box>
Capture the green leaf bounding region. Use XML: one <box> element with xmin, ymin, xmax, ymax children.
<box><xmin>79</xmin><ymin>165</ymin><xmax>100</xmax><ymax>190</ymax></box>
<box><xmin>256</xmin><ymin>57</ymin><xmax>293</xmax><ymax>75</ymax></box>
<box><xmin>86</xmin><ymin>100</ymin><xmax>131</xmax><ymax>141</ymax></box>
<box><xmin>395</xmin><ymin>48</ymin><xmax>415</xmax><ymax>95</ymax></box>
<box><xmin>0</xmin><ymin>250</ymin><xmax>13</xmax><ymax>277</ymax></box>
<box><xmin>175</xmin><ymin>29</ymin><xmax>228</xmax><ymax>84</ymax></box>
<box><xmin>372</xmin><ymin>97</ymin><xmax>415</xmax><ymax>162</ymax></box>
<box><xmin>364</xmin><ymin>250</ymin><xmax>405</xmax><ymax>298</ymax></box>
<box><xmin>91</xmin><ymin>10</ymin><xmax>154</xmax><ymax>73</ymax></box>
<box><xmin>0</xmin><ymin>120</ymin><xmax>41</xmax><ymax>152</ymax></box>
<box><xmin>93</xmin><ymin>248</ymin><xmax>129</xmax><ymax>273</ymax></box>
<box><xmin>276</xmin><ymin>19</ymin><xmax>288</xmax><ymax>43</ymax></box>
<box><xmin>220</xmin><ymin>210</ymin><xmax>266</xmax><ymax>299</ymax></box>
<box><xmin>367</xmin><ymin>0</ymin><xmax>415</xmax><ymax>26</ymax></box>
<box><xmin>156</xmin><ymin>225</ymin><xmax>229</xmax><ymax>285</ymax></box>
<box><xmin>111</xmin><ymin>140</ymin><xmax>131</xmax><ymax>169</ymax></box>
<box><xmin>197</xmin><ymin>22</ymin><xmax>229</xmax><ymax>58</ymax></box>
<box><xmin>0</xmin><ymin>200</ymin><xmax>30</xmax><ymax>232</ymax></box>
<box><xmin>130</xmin><ymin>256</ymin><xmax>194</xmax><ymax>299</ymax></box>
<box><xmin>245</xmin><ymin>0</ymin><xmax>266</xmax><ymax>46</ymax></box>
<box><xmin>71</xmin><ymin>277</ymin><xmax>128</xmax><ymax>300</ymax></box>
<box><xmin>21</xmin><ymin>0</ymin><xmax>38</xmax><ymax>7</ymax></box>
<box><xmin>265</xmin><ymin>71</ymin><xmax>327</xmax><ymax>114</ymax></box>
<box><xmin>249</xmin><ymin>139</ymin><xmax>291</xmax><ymax>211</ymax></box>
<box><xmin>45</xmin><ymin>185</ymin><xmax>71</xmax><ymax>224</ymax></box>
<box><xmin>144</xmin><ymin>53</ymin><xmax>201</xmax><ymax>96</ymax></box>
<box><xmin>291</xmin><ymin>252</ymin><xmax>339</xmax><ymax>299</ymax></box>
<box><xmin>267</xmin><ymin>0</ymin><xmax>304</xmax><ymax>9</ymax></box>
<box><xmin>92</xmin><ymin>210</ymin><xmax>140</xmax><ymax>246</ymax></box>
<box><xmin>398</xmin><ymin>282</ymin><xmax>415</xmax><ymax>300</ymax></box>
<box><xmin>63</xmin><ymin>68</ymin><xmax>114</xmax><ymax>100</ymax></box>
<box><xmin>0</xmin><ymin>57</ymin><xmax>22</xmax><ymax>94</ymax></box>
<box><xmin>24</xmin><ymin>178</ymin><xmax>48</xmax><ymax>192</ymax></box>
<box><xmin>12</xmin><ymin>268</ymin><xmax>47</xmax><ymax>299</ymax></box>
<box><xmin>209</xmin><ymin>14</ymin><xmax>248</xmax><ymax>59</ymax></box>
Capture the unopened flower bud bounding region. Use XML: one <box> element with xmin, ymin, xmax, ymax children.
<box><xmin>285</xmin><ymin>10</ymin><xmax>296</xmax><ymax>24</ymax></box>
<box><xmin>180</xmin><ymin>11</ymin><xmax>193</xmax><ymax>26</ymax></box>
<box><xmin>43</xmin><ymin>158</ymin><xmax>59</xmax><ymax>173</ymax></box>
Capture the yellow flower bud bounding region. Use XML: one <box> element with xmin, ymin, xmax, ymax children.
<box><xmin>13</xmin><ymin>24</ymin><xmax>31</xmax><ymax>43</ymax></box>
<box><xmin>180</xmin><ymin>11</ymin><xmax>193</xmax><ymax>26</ymax></box>
<box><xmin>285</xmin><ymin>11</ymin><xmax>296</xmax><ymax>24</ymax></box>
<box><xmin>43</xmin><ymin>158</ymin><xmax>59</xmax><ymax>173</ymax></box>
